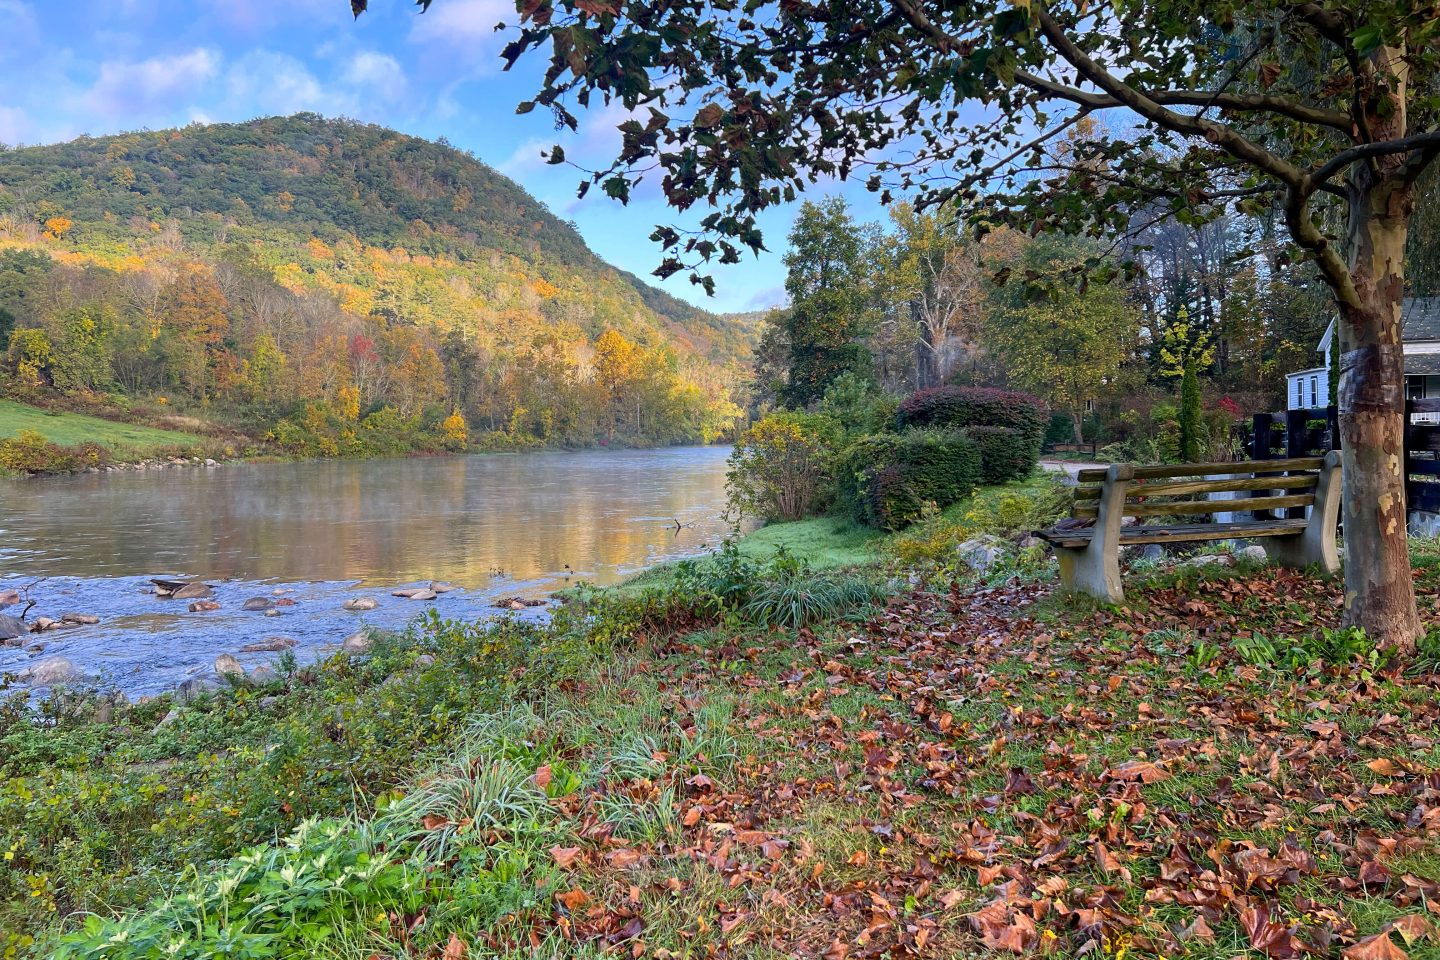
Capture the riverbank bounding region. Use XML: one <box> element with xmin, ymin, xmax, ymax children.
<box><xmin>6</xmin><ymin>477</ymin><xmax>1440</xmax><ymax>958</ymax></box>
<box><xmin>0</xmin><ymin>394</ymin><xmax>737</xmax><ymax>477</ymax></box>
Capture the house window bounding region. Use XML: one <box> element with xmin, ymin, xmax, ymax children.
<box><xmin>1294</xmin><ymin>379</ymin><xmax>1303</xmax><ymax>408</ymax></box>
<box><xmin>1310</xmin><ymin>376</ymin><xmax>1318</xmax><ymax>407</ymax></box>
<box><xmin>1407</xmin><ymin>377</ymin><xmax>1426</xmax><ymax>401</ymax></box>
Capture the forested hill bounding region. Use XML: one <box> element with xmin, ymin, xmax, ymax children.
<box><xmin>0</xmin><ymin>115</ymin><xmax>754</xmax><ymax>457</ymax></box>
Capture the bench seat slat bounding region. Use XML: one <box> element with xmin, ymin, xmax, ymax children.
<box><xmin>1071</xmin><ymin>474</ymin><xmax>1318</xmax><ymax>501</ymax></box>
<box><xmin>1072</xmin><ymin>493</ymin><xmax>1314</xmax><ymax>520</ymax></box>
<box><xmin>1037</xmin><ymin>518</ymin><xmax>1307</xmax><ymax>549</ymax></box>
<box><xmin>1074</xmin><ymin>456</ymin><xmax>1324</xmax><ymax>483</ymax></box>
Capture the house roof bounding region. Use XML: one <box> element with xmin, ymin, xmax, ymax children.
<box><xmin>1318</xmin><ymin>297</ymin><xmax>1440</xmax><ymax>353</ymax></box>
<box><xmin>1405</xmin><ymin>354</ymin><xmax>1440</xmax><ymax>376</ymax></box>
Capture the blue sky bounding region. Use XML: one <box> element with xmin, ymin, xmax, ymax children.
<box><xmin>0</xmin><ymin>0</ymin><xmax>892</xmax><ymax>313</ymax></box>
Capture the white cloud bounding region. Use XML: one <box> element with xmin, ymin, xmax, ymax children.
<box><xmin>409</xmin><ymin>0</ymin><xmax>511</xmax><ymax>60</ymax></box>
<box><xmin>0</xmin><ymin>105</ymin><xmax>30</xmax><ymax>144</ymax></box>
<box><xmin>224</xmin><ymin>50</ymin><xmax>330</xmax><ymax>116</ymax></box>
<box><xmin>0</xmin><ymin>0</ymin><xmax>37</xmax><ymax>41</ymax></box>
<box><xmin>83</xmin><ymin>48</ymin><xmax>221</xmax><ymax>116</ymax></box>
<box><xmin>497</xmin><ymin>137</ymin><xmax>551</xmax><ymax>178</ymax></box>
<box><xmin>342</xmin><ymin>51</ymin><xmax>407</xmax><ymax>102</ymax></box>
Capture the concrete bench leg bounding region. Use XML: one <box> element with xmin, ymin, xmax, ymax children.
<box><xmin>1260</xmin><ymin>450</ymin><xmax>1341</xmax><ymax>575</ymax></box>
<box><xmin>1057</xmin><ymin>464</ymin><xmax>1133</xmax><ymax>604</ymax></box>
<box><xmin>1057</xmin><ymin>543</ymin><xmax>1124</xmax><ymax>603</ymax></box>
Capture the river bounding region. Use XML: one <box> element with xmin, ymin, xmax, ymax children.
<box><xmin>0</xmin><ymin>446</ymin><xmax>734</xmax><ymax>697</ymax></box>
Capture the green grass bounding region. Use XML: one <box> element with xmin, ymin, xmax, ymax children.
<box><xmin>0</xmin><ymin>399</ymin><xmax>206</xmax><ymax>454</ymax></box>
<box><xmin>734</xmin><ymin>517</ymin><xmax>883</xmax><ymax>568</ymax></box>
<box><xmin>585</xmin><ymin>517</ymin><xmax>884</xmax><ymax>601</ymax></box>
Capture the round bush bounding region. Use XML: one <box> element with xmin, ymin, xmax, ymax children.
<box><xmin>897</xmin><ymin>386</ymin><xmax>1048</xmax><ymax>447</ymax></box>
<box><xmin>966</xmin><ymin>425</ymin><xmax>1037</xmax><ymax>484</ymax></box>
<box><xmin>837</xmin><ymin>428</ymin><xmax>981</xmax><ymax>529</ymax></box>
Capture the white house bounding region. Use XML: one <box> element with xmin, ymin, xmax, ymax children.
<box><xmin>1287</xmin><ymin>296</ymin><xmax>1440</xmax><ymax>410</ymax></box>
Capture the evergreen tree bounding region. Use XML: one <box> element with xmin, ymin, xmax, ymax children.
<box><xmin>778</xmin><ymin>198</ymin><xmax>875</xmax><ymax>408</ymax></box>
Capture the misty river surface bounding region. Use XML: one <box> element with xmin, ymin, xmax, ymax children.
<box><xmin>0</xmin><ymin>446</ymin><xmax>734</xmax><ymax>696</ymax></box>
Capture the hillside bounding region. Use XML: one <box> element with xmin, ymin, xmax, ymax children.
<box><xmin>0</xmin><ymin>115</ymin><xmax>751</xmax><ymax>458</ymax></box>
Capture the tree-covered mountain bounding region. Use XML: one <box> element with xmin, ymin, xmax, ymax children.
<box><xmin>0</xmin><ymin>114</ymin><xmax>753</xmax><ymax>456</ymax></box>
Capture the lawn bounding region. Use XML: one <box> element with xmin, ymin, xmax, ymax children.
<box><xmin>0</xmin><ymin>399</ymin><xmax>207</xmax><ymax>455</ymax></box>
<box><xmin>8</xmin><ymin>476</ymin><xmax>1440</xmax><ymax>960</ymax></box>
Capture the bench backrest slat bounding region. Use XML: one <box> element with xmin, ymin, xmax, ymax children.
<box><xmin>1072</xmin><ymin>492</ymin><xmax>1315</xmax><ymax>520</ymax></box>
<box><xmin>1074</xmin><ymin>455</ymin><xmax>1324</xmax><ymax>484</ymax></box>
<box><xmin>1071</xmin><ymin>473</ymin><xmax>1318</xmax><ymax>501</ymax></box>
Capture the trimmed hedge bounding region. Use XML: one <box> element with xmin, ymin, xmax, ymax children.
<box><xmin>837</xmin><ymin>428</ymin><xmax>981</xmax><ymax>529</ymax></box>
<box><xmin>898</xmin><ymin>386</ymin><xmax>1049</xmax><ymax>448</ymax></box>
<box><xmin>966</xmin><ymin>425</ymin><xmax>1036</xmax><ymax>484</ymax></box>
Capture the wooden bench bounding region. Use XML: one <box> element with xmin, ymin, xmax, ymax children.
<box><xmin>1036</xmin><ymin>452</ymin><xmax>1341</xmax><ymax>603</ymax></box>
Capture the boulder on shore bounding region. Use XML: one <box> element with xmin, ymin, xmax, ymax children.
<box><xmin>343</xmin><ymin>597</ymin><xmax>378</xmax><ymax>611</ymax></box>
<box><xmin>21</xmin><ymin>657</ymin><xmax>85</xmax><ymax>686</ymax></box>
<box><xmin>342</xmin><ymin>629</ymin><xmax>376</xmax><ymax>655</ymax></box>
<box><xmin>1233</xmin><ymin>544</ymin><xmax>1269</xmax><ymax>565</ymax></box>
<box><xmin>956</xmin><ymin>535</ymin><xmax>1009</xmax><ymax>574</ymax></box>
<box><xmin>175</xmin><ymin>674</ymin><xmax>223</xmax><ymax>703</ymax></box>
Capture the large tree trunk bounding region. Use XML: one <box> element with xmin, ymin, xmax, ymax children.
<box><xmin>1338</xmin><ymin>132</ymin><xmax>1423</xmax><ymax>653</ymax></box>
<box><xmin>914</xmin><ymin>299</ymin><xmax>938</xmax><ymax>390</ymax></box>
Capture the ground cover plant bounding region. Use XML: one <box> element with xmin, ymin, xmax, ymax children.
<box><xmin>10</xmin><ymin>523</ymin><xmax>1439</xmax><ymax>959</ymax></box>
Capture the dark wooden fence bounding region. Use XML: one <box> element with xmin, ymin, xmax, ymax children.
<box><xmin>1245</xmin><ymin>401</ymin><xmax>1440</xmax><ymax>515</ymax></box>
<box><xmin>1246</xmin><ymin>407</ymin><xmax>1340</xmax><ymax>461</ymax></box>
<box><xmin>1406</xmin><ymin>398</ymin><xmax>1440</xmax><ymax>513</ymax></box>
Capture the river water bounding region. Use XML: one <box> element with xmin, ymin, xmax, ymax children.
<box><xmin>0</xmin><ymin>446</ymin><xmax>734</xmax><ymax>696</ymax></box>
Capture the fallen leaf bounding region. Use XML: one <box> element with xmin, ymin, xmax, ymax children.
<box><xmin>442</xmin><ymin>933</ymin><xmax>466</xmax><ymax>960</ymax></box>
<box><xmin>549</xmin><ymin>845</ymin><xmax>581</xmax><ymax>868</ymax></box>
<box><xmin>1343</xmin><ymin>932</ymin><xmax>1408</xmax><ymax>960</ymax></box>
<box><xmin>555</xmin><ymin>888</ymin><xmax>590</xmax><ymax>912</ymax></box>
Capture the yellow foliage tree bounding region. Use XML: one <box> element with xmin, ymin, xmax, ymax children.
<box><xmin>441</xmin><ymin>409</ymin><xmax>469</xmax><ymax>449</ymax></box>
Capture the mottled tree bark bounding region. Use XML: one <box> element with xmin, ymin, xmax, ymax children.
<box><xmin>1335</xmin><ymin>46</ymin><xmax>1423</xmax><ymax>653</ymax></box>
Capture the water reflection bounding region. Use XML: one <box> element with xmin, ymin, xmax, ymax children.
<box><xmin>0</xmin><ymin>447</ymin><xmax>734</xmax><ymax>584</ymax></box>
<box><xmin>0</xmin><ymin>447</ymin><xmax>734</xmax><ymax>694</ymax></box>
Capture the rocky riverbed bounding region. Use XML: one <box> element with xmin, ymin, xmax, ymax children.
<box><xmin>0</xmin><ymin>574</ymin><xmax>553</xmax><ymax>699</ymax></box>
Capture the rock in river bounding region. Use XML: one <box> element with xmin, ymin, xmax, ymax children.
<box><xmin>151</xmin><ymin>579</ymin><xmax>215</xmax><ymax>600</ymax></box>
<box><xmin>189</xmin><ymin>600</ymin><xmax>221</xmax><ymax>612</ymax></box>
<box><xmin>242</xmin><ymin>597</ymin><xmax>273</xmax><ymax>611</ymax></box>
<box><xmin>343</xmin><ymin>597</ymin><xmax>378</xmax><ymax>611</ymax></box>
<box><xmin>0</xmin><ymin>613</ymin><xmax>24</xmax><ymax>642</ymax></box>
<box><xmin>241</xmin><ymin>636</ymin><xmax>297</xmax><ymax>653</ymax></box>
<box><xmin>0</xmin><ymin>590</ymin><xmax>19</xmax><ymax>608</ymax></box>
<box><xmin>430</xmin><ymin>582</ymin><xmax>457</xmax><ymax>593</ymax></box>
<box><xmin>214</xmin><ymin>654</ymin><xmax>245</xmax><ymax>677</ymax></box>
<box><xmin>61</xmin><ymin>613</ymin><xmax>100</xmax><ymax>625</ymax></box>
<box><xmin>391</xmin><ymin>587</ymin><xmax>437</xmax><ymax>600</ymax></box>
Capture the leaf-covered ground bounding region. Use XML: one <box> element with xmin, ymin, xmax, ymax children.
<box><xmin>512</xmin><ymin>566</ymin><xmax>1439</xmax><ymax>960</ymax></box>
<box><xmin>45</xmin><ymin>559</ymin><xmax>1440</xmax><ymax>960</ymax></box>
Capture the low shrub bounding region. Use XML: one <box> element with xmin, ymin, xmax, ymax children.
<box><xmin>0</xmin><ymin>429</ymin><xmax>109</xmax><ymax>474</ymax></box>
<box><xmin>897</xmin><ymin>386</ymin><xmax>1048</xmax><ymax>448</ymax></box>
<box><xmin>837</xmin><ymin>428</ymin><xmax>981</xmax><ymax>529</ymax></box>
<box><xmin>966</xmin><ymin>425</ymin><xmax>1037</xmax><ymax>483</ymax></box>
<box><xmin>726</xmin><ymin>411</ymin><xmax>840</xmax><ymax>522</ymax></box>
